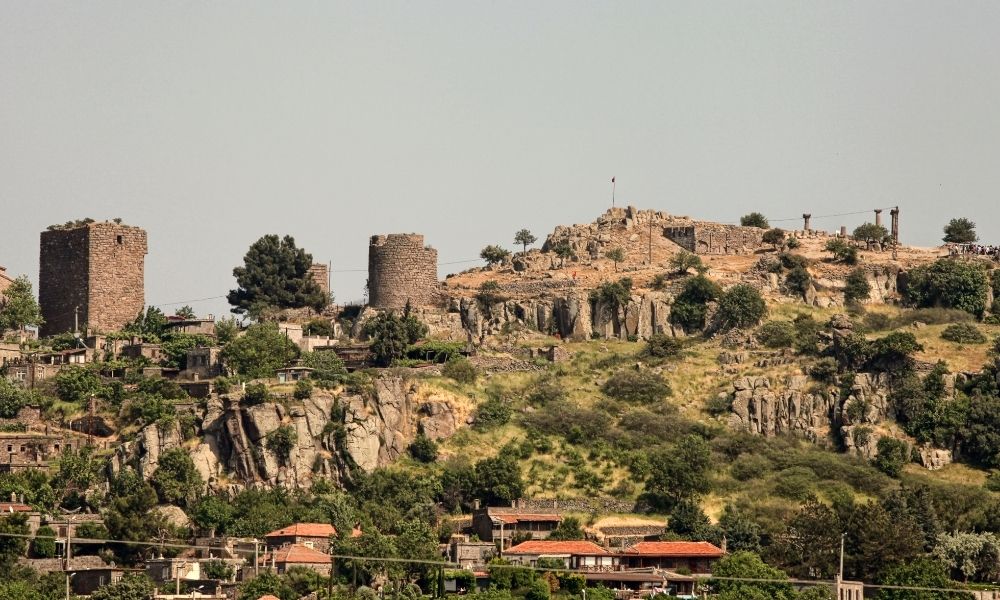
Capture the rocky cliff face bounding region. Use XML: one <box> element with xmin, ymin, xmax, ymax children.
<box><xmin>458</xmin><ymin>290</ymin><xmax>679</xmax><ymax>342</ymax></box>
<box><xmin>123</xmin><ymin>376</ymin><xmax>466</xmax><ymax>493</ymax></box>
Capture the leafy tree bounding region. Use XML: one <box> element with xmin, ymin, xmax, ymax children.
<box><xmin>717</xmin><ymin>284</ymin><xmax>767</xmax><ymax>330</ymax></box>
<box><xmin>940</xmin><ymin>322</ymin><xmax>987</xmax><ymax>344</ymax></box>
<box><xmin>30</xmin><ymin>525</ymin><xmax>56</xmax><ymax>558</ymax></box>
<box><xmin>0</xmin><ymin>276</ymin><xmax>43</xmax><ymax>332</ymax></box>
<box><xmin>785</xmin><ymin>265</ymin><xmax>812</xmax><ymax>297</ymax></box>
<box><xmin>396</xmin><ymin>519</ymin><xmax>441</xmax><ymax>580</ymax></box>
<box><xmin>214</xmin><ymin>317</ymin><xmax>240</xmax><ymax>345</ymax></box>
<box><xmin>202</xmin><ymin>559</ymin><xmax>235</xmax><ymax>581</ymax></box>
<box><xmin>853</xmin><ymin>223</ymin><xmax>890</xmax><ymax>249</ymax></box>
<box><xmin>847</xmin><ymin>500</ymin><xmax>924</xmax><ymax>580</ymax></box>
<box><xmin>300</xmin><ymin>350</ymin><xmax>347</xmax><ymax>382</ymax></box>
<box><xmin>904</xmin><ymin>259</ymin><xmax>989</xmax><ymax>318</ymax></box>
<box><xmin>711</xmin><ymin>551</ymin><xmax>797</xmax><ymax>600</ymax></box>
<box><xmin>605</xmin><ymin>247</ymin><xmax>625</xmax><ymax>271</ymax></box>
<box><xmin>103</xmin><ymin>468</ymin><xmax>168</xmax><ymax>560</ymax></box>
<box><xmin>160</xmin><ymin>333</ymin><xmax>212</xmax><ymax>369</ymax></box>
<box><xmin>237</xmin><ymin>572</ymin><xmax>296</xmax><ymax>600</ymax></box>
<box><xmin>670</xmin><ymin>275</ymin><xmax>722</xmax><ymax>332</ymax></box>
<box><xmin>474</xmin><ymin>453</ymin><xmax>524</xmax><ymax>505</ymax></box>
<box><xmin>364</xmin><ymin>310</ymin><xmax>427</xmax><ymax>367</ymax></box>
<box><xmin>122</xmin><ymin>306</ymin><xmax>168</xmax><ymax>341</ymax></box>
<box><xmin>302</xmin><ymin>317</ymin><xmax>334</xmax><ymax>337</ymax></box>
<box><xmin>667</xmin><ymin>498</ymin><xmax>712</xmax><ymax>538</ymax></box>
<box><xmin>89</xmin><ymin>574</ymin><xmax>155</xmax><ymax>600</ymax></box>
<box><xmin>173</xmin><ymin>305</ymin><xmax>196</xmax><ymax>319</ymax></box>
<box><xmin>669</xmin><ymin>251</ymin><xmax>703</xmax><ymax>275</ymax></box>
<box><xmin>151</xmin><ymin>447</ymin><xmax>203</xmax><ymax>507</ymax></box>
<box><xmin>740</xmin><ymin>213</ymin><xmax>770</xmax><ymax>228</ymax></box>
<box><xmin>0</xmin><ymin>379</ymin><xmax>30</xmax><ymax>419</ymax></box>
<box><xmin>553</xmin><ymin>240</ymin><xmax>575</xmax><ymax>267</ymax></box>
<box><xmin>408</xmin><ymin>432</ymin><xmax>438</xmax><ymax>463</ymax></box>
<box><xmin>932</xmin><ymin>532</ymin><xmax>1000</xmax><ymax>583</ymax></box>
<box><xmin>0</xmin><ymin>513</ymin><xmax>29</xmax><ymax>567</ymax></box>
<box><xmin>644</xmin><ymin>435</ymin><xmax>711</xmax><ymax>511</ymax></box>
<box><xmin>475</xmin><ymin>280</ymin><xmax>507</xmax><ymax>308</ymax></box>
<box><xmin>190</xmin><ymin>494</ymin><xmax>235</xmax><ymax>535</ymax></box>
<box><xmin>266</xmin><ymin>426</ymin><xmax>298</xmax><ymax>464</ymax></box>
<box><xmin>762</xmin><ymin>228</ymin><xmax>786</xmax><ymax>250</ymax></box>
<box><xmin>52</xmin><ymin>446</ymin><xmax>104</xmax><ymax>503</ymax></box>
<box><xmin>943</xmin><ymin>218</ymin><xmax>978</xmax><ymax>244</ymax></box>
<box><xmin>757</xmin><ymin>321</ymin><xmax>796</xmax><ymax>348</ymax></box>
<box><xmin>825</xmin><ymin>238</ymin><xmax>858</xmax><ymax>265</ymax></box>
<box><xmin>227</xmin><ymin>234</ymin><xmax>326</xmax><ymax>316</ymax></box>
<box><xmin>717</xmin><ymin>506</ymin><xmax>762</xmax><ymax>554</ymax></box>
<box><xmin>221</xmin><ymin>322</ymin><xmax>299</xmax><ymax>378</ymax></box>
<box><xmin>548</xmin><ymin>516</ymin><xmax>585</xmax><ymax>540</ymax></box>
<box><xmin>873</xmin><ymin>437</ymin><xmax>909</xmax><ymax>478</ymax></box>
<box><xmin>53</xmin><ymin>366</ymin><xmax>105</xmax><ymax>403</ymax></box>
<box><xmin>877</xmin><ymin>558</ymin><xmax>967</xmax><ymax>600</ymax></box>
<box><xmin>514</xmin><ymin>229</ymin><xmax>537</xmax><ymax>255</ymax></box>
<box><xmin>844</xmin><ymin>268</ymin><xmax>871</xmax><ymax>304</ymax></box>
<box><xmin>590</xmin><ymin>278</ymin><xmax>632</xmax><ymax>324</ymax></box>
<box><xmin>474</xmin><ymin>396</ymin><xmax>512</xmax><ymax>430</ymax></box>
<box><xmin>480</xmin><ymin>245</ymin><xmax>511</xmax><ymax>267</ymax></box>
<box><xmin>961</xmin><ymin>392</ymin><xmax>1000</xmax><ymax>468</ymax></box>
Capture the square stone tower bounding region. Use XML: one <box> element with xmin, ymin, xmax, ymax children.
<box><xmin>39</xmin><ymin>221</ymin><xmax>148</xmax><ymax>336</ymax></box>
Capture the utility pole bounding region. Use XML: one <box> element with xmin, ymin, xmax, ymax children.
<box><xmin>73</xmin><ymin>306</ymin><xmax>79</xmax><ymax>336</ymax></box>
<box><xmin>837</xmin><ymin>531</ymin><xmax>846</xmax><ymax>594</ymax></box>
<box><xmin>254</xmin><ymin>539</ymin><xmax>260</xmax><ymax>577</ymax></box>
<box><xmin>64</xmin><ymin>521</ymin><xmax>72</xmax><ymax>600</ymax></box>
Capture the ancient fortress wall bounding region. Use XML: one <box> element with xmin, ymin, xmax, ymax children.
<box><xmin>664</xmin><ymin>222</ymin><xmax>766</xmax><ymax>255</ymax></box>
<box><xmin>368</xmin><ymin>234</ymin><xmax>439</xmax><ymax>309</ymax></box>
<box><xmin>39</xmin><ymin>222</ymin><xmax>147</xmax><ymax>336</ymax></box>
<box><xmin>308</xmin><ymin>263</ymin><xmax>330</xmax><ymax>298</ymax></box>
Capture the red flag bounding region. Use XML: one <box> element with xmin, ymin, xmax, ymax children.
<box><xmin>611</xmin><ymin>177</ymin><xmax>615</xmax><ymax>183</ymax></box>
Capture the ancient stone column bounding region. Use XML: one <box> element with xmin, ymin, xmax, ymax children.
<box><xmin>802</xmin><ymin>214</ymin><xmax>811</xmax><ymax>232</ymax></box>
<box><xmin>890</xmin><ymin>207</ymin><xmax>900</xmax><ymax>244</ymax></box>
<box><xmin>840</xmin><ymin>226</ymin><xmax>848</xmax><ymax>237</ymax></box>
<box><xmin>874</xmin><ymin>209</ymin><xmax>883</xmax><ymax>227</ymax></box>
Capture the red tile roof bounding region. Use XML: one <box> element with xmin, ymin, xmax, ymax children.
<box><xmin>0</xmin><ymin>502</ymin><xmax>34</xmax><ymax>513</ymax></box>
<box><xmin>264</xmin><ymin>544</ymin><xmax>332</xmax><ymax>565</ymax></box>
<box><xmin>495</xmin><ymin>514</ymin><xmax>563</xmax><ymax>524</ymax></box>
<box><xmin>623</xmin><ymin>541</ymin><xmax>724</xmax><ymax>557</ymax></box>
<box><xmin>265</xmin><ymin>523</ymin><xmax>336</xmax><ymax>538</ymax></box>
<box><xmin>505</xmin><ymin>540</ymin><xmax>609</xmax><ymax>555</ymax></box>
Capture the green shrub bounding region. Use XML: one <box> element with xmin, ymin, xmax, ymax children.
<box><xmin>32</xmin><ymin>525</ymin><xmax>56</xmax><ymax>558</ymax></box>
<box><xmin>705</xmin><ymin>394</ymin><xmax>732</xmax><ymax>417</ymax></box>
<box><xmin>861</xmin><ymin>312</ymin><xmax>892</xmax><ymax>331</ymax></box>
<box><xmin>893</xmin><ymin>307</ymin><xmax>973</xmax><ymax>327</ymax></box>
<box><xmin>266</xmin><ymin>426</ymin><xmax>297</xmax><ymax>463</ymax></box>
<box><xmin>442</xmin><ymin>357</ymin><xmax>477</xmax><ymax>384</ymax></box>
<box><xmin>731</xmin><ymin>455</ymin><xmax>772</xmax><ymax>481</ymax></box>
<box><xmin>809</xmin><ymin>358</ymin><xmax>839</xmax><ymax>383</ymax></box>
<box><xmin>872</xmin><ymin>437</ymin><xmax>909</xmax><ymax>478</ymax></box>
<box><xmin>717</xmin><ymin>284</ymin><xmax>767</xmax><ymax>330</ymax></box>
<box><xmin>526</xmin><ymin>375</ymin><xmax>567</xmax><ymax>406</ymax></box>
<box><xmin>793</xmin><ymin>314</ymin><xmax>823</xmax><ymax>355</ymax></box>
<box><xmin>741</xmin><ymin>213</ymin><xmax>769</xmax><ymax>228</ymax></box>
<box><xmin>670</xmin><ymin>275</ymin><xmax>721</xmax><ymax>332</ymax></box>
<box><xmin>601</xmin><ymin>370</ymin><xmax>672</xmax><ymax>404</ymax></box>
<box><xmin>408</xmin><ymin>433</ymin><xmax>438</xmax><ymax>463</ymax></box>
<box><xmin>785</xmin><ymin>237</ymin><xmax>801</xmax><ymax>250</ymax></box>
<box><xmin>940</xmin><ymin>322</ymin><xmax>987</xmax><ymax>344</ymax></box>
<box><xmin>474</xmin><ymin>397</ymin><xmax>512</xmax><ymax>431</ymax></box>
<box><xmin>242</xmin><ymin>383</ymin><xmax>270</xmax><ymax>406</ymax></box>
<box><xmin>825</xmin><ymin>238</ymin><xmax>858</xmax><ymax>264</ymax></box>
<box><xmin>646</xmin><ymin>333</ymin><xmax>682</xmax><ymax>359</ymax></box>
<box><xmin>844</xmin><ymin>268</ymin><xmax>871</xmax><ymax>304</ymax></box>
<box><xmin>757</xmin><ymin>321</ymin><xmax>795</xmax><ymax>348</ymax></box>
<box><xmin>476</xmin><ymin>280</ymin><xmax>507</xmax><ymax>307</ymax></box>
<box><xmin>293</xmin><ymin>379</ymin><xmax>313</xmax><ymax>400</ymax></box>
<box><xmin>773</xmin><ymin>466</ymin><xmax>817</xmax><ymax>500</ymax></box>
<box><xmin>903</xmin><ymin>259</ymin><xmax>990</xmax><ymax>318</ymax></box>
<box><xmin>785</xmin><ymin>265</ymin><xmax>812</xmax><ymax>297</ymax></box>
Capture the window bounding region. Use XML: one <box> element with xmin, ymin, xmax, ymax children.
<box><xmin>304</xmin><ymin>541</ymin><xmax>315</xmax><ymax>549</ymax></box>
<box><xmin>116</xmin><ymin>235</ymin><xmax>123</xmax><ymax>245</ymax></box>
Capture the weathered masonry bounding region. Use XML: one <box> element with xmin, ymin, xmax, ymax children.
<box><xmin>367</xmin><ymin>234</ymin><xmax>439</xmax><ymax>309</ymax></box>
<box><xmin>39</xmin><ymin>221</ymin><xmax>147</xmax><ymax>336</ymax></box>
<box><xmin>663</xmin><ymin>222</ymin><xmax>766</xmax><ymax>255</ymax></box>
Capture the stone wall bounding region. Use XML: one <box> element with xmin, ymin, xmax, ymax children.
<box><xmin>308</xmin><ymin>263</ymin><xmax>330</xmax><ymax>298</ymax></box>
<box><xmin>664</xmin><ymin>222</ymin><xmax>766</xmax><ymax>255</ymax></box>
<box><xmin>39</xmin><ymin>222</ymin><xmax>147</xmax><ymax>336</ymax></box>
<box><xmin>368</xmin><ymin>234</ymin><xmax>439</xmax><ymax>309</ymax></box>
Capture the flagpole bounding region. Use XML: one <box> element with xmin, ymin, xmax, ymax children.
<box><xmin>611</xmin><ymin>177</ymin><xmax>616</xmax><ymax>207</ymax></box>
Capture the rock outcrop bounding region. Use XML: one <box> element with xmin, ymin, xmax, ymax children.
<box><xmin>126</xmin><ymin>376</ymin><xmax>465</xmax><ymax>493</ymax></box>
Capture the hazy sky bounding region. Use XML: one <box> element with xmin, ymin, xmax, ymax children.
<box><xmin>3</xmin><ymin>2</ymin><xmax>999</xmax><ymax>318</ymax></box>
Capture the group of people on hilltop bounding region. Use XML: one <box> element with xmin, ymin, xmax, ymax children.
<box><xmin>946</xmin><ymin>243</ymin><xmax>1000</xmax><ymax>260</ymax></box>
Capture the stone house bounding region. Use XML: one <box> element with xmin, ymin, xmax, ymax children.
<box><xmin>264</xmin><ymin>523</ymin><xmax>337</xmax><ymax>552</ymax></box>
<box><xmin>261</xmin><ymin>544</ymin><xmax>332</xmax><ymax>576</ymax></box>
<box><xmin>503</xmin><ymin>540</ymin><xmax>615</xmax><ymax>570</ymax></box>
<box><xmin>122</xmin><ymin>342</ymin><xmax>164</xmax><ymax>362</ymax></box>
<box><xmin>165</xmin><ymin>315</ymin><xmax>217</xmax><ymax>337</ymax></box>
<box><xmin>72</xmin><ymin>567</ymin><xmax>135</xmax><ymax>595</ymax></box>
<box><xmin>182</xmin><ymin>346</ymin><xmax>222</xmax><ymax>380</ymax></box>
<box><xmin>447</xmin><ymin>535</ymin><xmax>496</xmax><ymax>568</ymax></box>
<box><xmin>146</xmin><ymin>557</ymin><xmax>241</xmax><ymax>585</ymax></box>
<box><xmin>4</xmin><ymin>360</ymin><xmax>64</xmax><ymax>387</ymax></box>
<box><xmin>0</xmin><ymin>342</ymin><xmax>21</xmax><ymax>366</ymax></box>
<box><xmin>471</xmin><ymin>506</ymin><xmax>562</xmax><ymax>549</ymax></box>
<box><xmin>193</xmin><ymin>536</ymin><xmax>260</xmax><ymax>561</ymax></box>
<box><xmin>275</xmin><ymin>364</ymin><xmax>313</xmax><ymax>384</ymax></box>
<box><xmin>0</xmin><ymin>433</ymin><xmax>76</xmax><ymax>473</ymax></box>
<box><xmin>618</xmin><ymin>541</ymin><xmax>724</xmax><ymax>574</ymax></box>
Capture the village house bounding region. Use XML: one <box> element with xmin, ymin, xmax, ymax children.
<box><xmin>181</xmin><ymin>346</ymin><xmax>223</xmax><ymax>380</ymax></box>
<box><xmin>165</xmin><ymin>315</ymin><xmax>217</xmax><ymax>337</ymax></box>
<box><xmin>0</xmin><ymin>433</ymin><xmax>76</xmax><ymax>474</ymax></box>
<box><xmin>122</xmin><ymin>341</ymin><xmax>164</xmax><ymax>362</ymax></box>
<box><xmin>146</xmin><ymin>556</ymin><xmax>242</xmax><ymax>588</ymax></box>
<box><xmin>447</xmin><ymin>534</ymin><xmax>497</xmax><ymax>568</ymax></box>
<box><xmin>618</xmin><ymin>541</ymin><xmax>724</xmax><ymax>574</ymax></box>
<box><xmin>193</xmin><ymin>536</ymin><xmax>260</xmax><ymax>561</ymax></box>
<box><xmin>503</xmin><ymin>540</ymin><xmax>615</xmax><ymax>570</ymax></box>
<box><xmin>264</xmin><ymin>523</ymin><xmax>339</xmax><ymax>552</ymax></box>
<box><xmin>0</xmin><ymin>342</ymin><xmax>21</xmax><ymax>366</ymax></box>
<box><xmin>261</xmin><ymin>544</ymin><xmax>332</xmax><ymax>576</ymax></box>
<box><xmin>275</xmin><ymin>362</ymin><xmax>313</xmax><ymax>384</ymax></box>
<box><xmin>471</xmin><ymin>505</ymin><xmax>562</xmax><ymax>549</ymax></box>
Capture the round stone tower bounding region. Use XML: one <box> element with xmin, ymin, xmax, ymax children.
<box><xmin>367</xmin><ymin>234</ymin><xmax>438</xmax><ymax>309</ymax></box>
